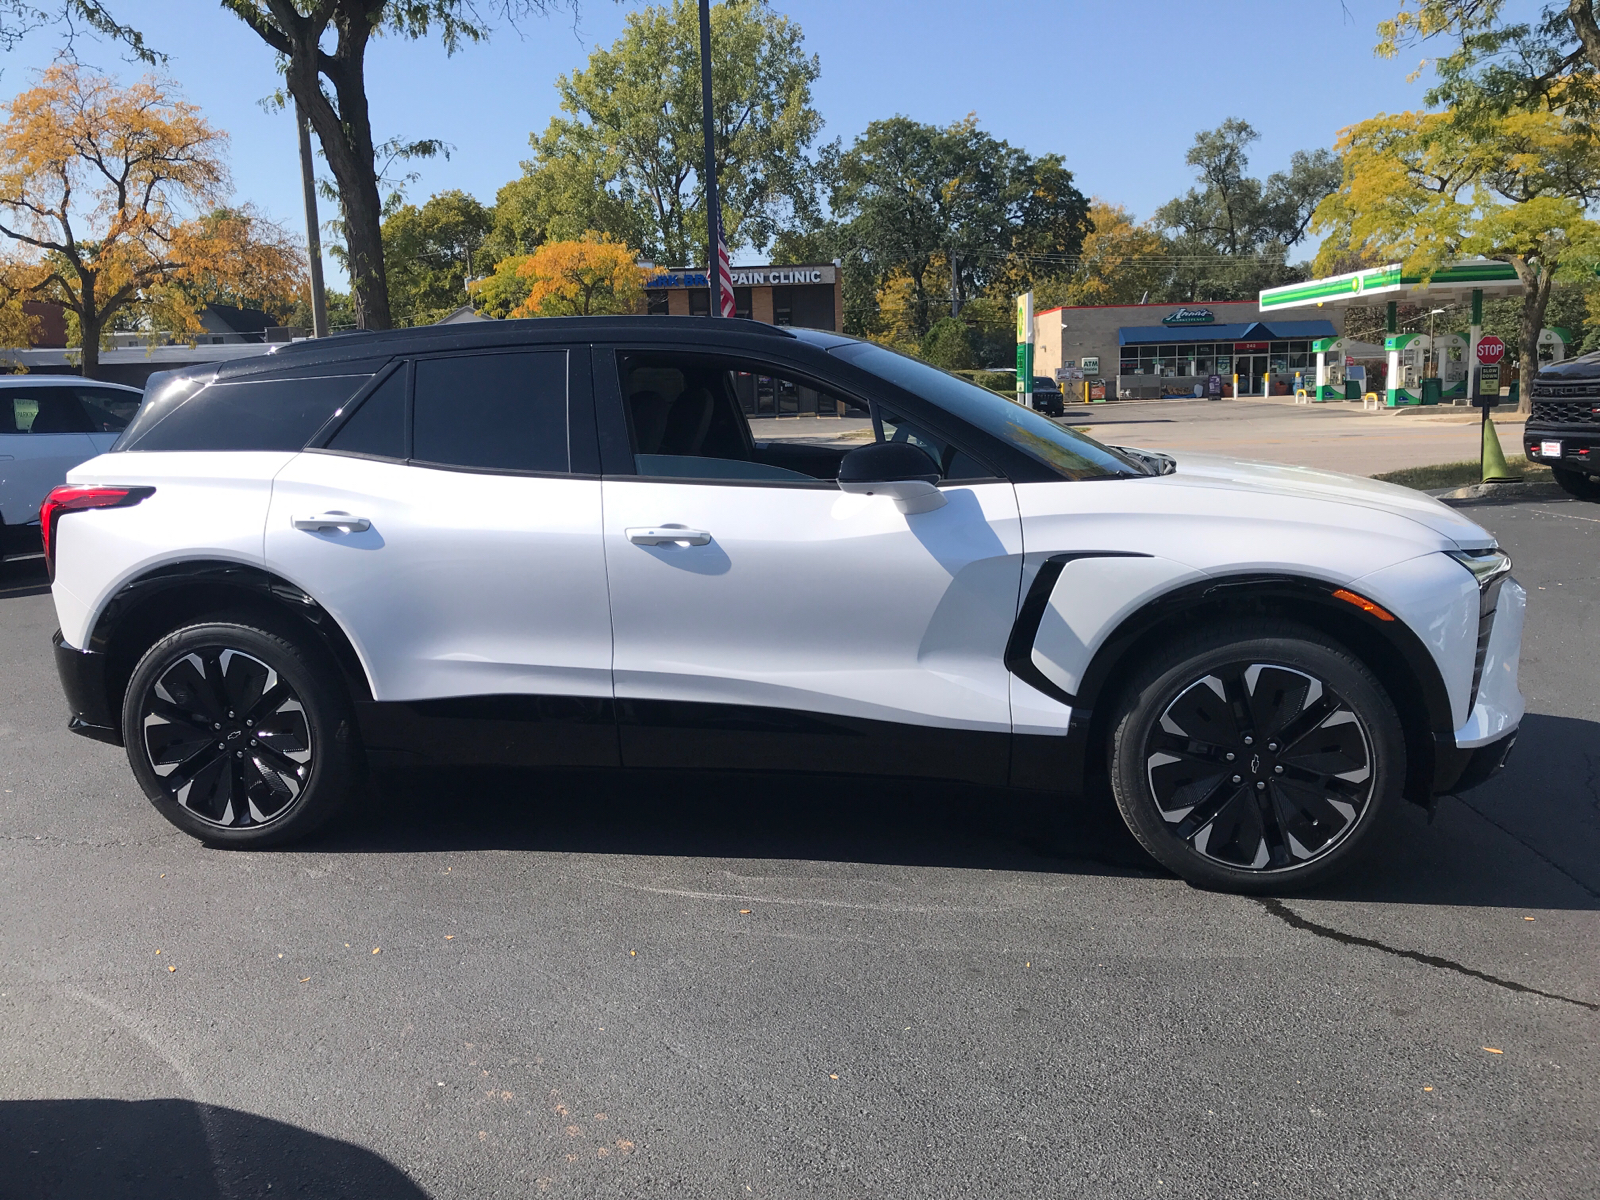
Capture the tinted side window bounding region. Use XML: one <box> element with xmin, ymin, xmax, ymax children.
<box><xmin>325</xmin><ymin>368</ymin><xmax>406</xmax><ymax>459</ymax></box>
<box><xmin>412</xmin><ymin>351</ymin><xmax>568</xmax><ymax>473</ymax></box>
<box><xmin>4</xmin><ymin>390</ymin><xmax>94</xmax><ymax>434</ymax></box>
<box><xmin>75</xmin><ymin>388</ymin><xmax>139</xmax><ymax>432</ymax></box>
<box><xmin>121</xmin><ymin>373</ymin><xmax>373</xmax><ymax>452</ymax></box>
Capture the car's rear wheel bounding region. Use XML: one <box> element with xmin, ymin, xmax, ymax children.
<box><xmin>122</xmin><ymin>620</ymin><xmax>359</xmax><ymax>847</ymax></box>
<box><xmin>1108</xmin><ymin>621</ymin><xmax>1402</xmax><ymax>893</ymax></box>
<box><xmin>1552</xmin><ymin>465</ymin><xmax>1600</xmax><ymax>502</ymax></box>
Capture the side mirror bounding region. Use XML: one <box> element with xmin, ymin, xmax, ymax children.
<box><xmin>837</xmin><ymin>440</ymin><xmax>947</xmax><ymax>514</ymax></box>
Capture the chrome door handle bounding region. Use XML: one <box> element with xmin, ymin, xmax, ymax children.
<box><xmin>293</xmin><ymin>511</ymin><xmax>371</xmax><ymax>533</ymax></box>
<box><xmin>626</xmin><ymin>526</ymin><xmax>711</xmax><ymax>546</ymax></box>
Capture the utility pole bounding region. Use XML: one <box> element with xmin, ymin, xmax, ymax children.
<box><xmin>297</xmin><ymin>104</ymin><xmax>329</xmax><ymax>338</ymax></box>
<box><xmin>697</xmin><ymin>0</ymin><xmax>722</xmax><ymax>318</ymax></box>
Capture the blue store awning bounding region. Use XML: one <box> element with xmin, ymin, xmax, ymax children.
<box><xmin>1118</xmin><ymin>319</ymin><xmax>1336</xmax><ymax>345</ymax></box>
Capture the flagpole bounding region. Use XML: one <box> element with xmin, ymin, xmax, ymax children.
<box><xmin>697</xmin><ymin>0</ymin><xmax>722</xmax><ymax>319</ymax></box>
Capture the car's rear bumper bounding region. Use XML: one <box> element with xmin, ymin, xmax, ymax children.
<box><xmin>53</xmin><ymin>629</ymin><xmax>122</xmax><ymax>746</ymax></box>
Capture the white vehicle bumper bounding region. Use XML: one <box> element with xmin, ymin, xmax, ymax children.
<box><xmin>1454</xmin><ymin>577</ymin><xmax>1525</xmax><ymax>749</ymax></box>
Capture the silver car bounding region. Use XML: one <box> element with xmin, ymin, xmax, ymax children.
<box><xmin>0</xmin><ymin>376</ymin><xmax>141</xmax><ymax>560</ymax></box>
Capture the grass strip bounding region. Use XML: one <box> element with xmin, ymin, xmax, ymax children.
<box><xmin>1372</xmin><ymin>456</ymin><xmax>1551</xmax><ymax>490</ymax></box>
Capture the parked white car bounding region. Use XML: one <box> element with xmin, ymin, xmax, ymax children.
<box><xmin>44</xmin><ymin>319</ymin><xmax>1523</xmax><ymax>893</ymax></box>
<box><xmin>0</xmin><ymin>375</ymin><xmax>141</xmax><ymax>558</ymax></box>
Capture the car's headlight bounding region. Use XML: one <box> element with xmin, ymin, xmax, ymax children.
<box><xmin>1447</xmin><ymin>546</ymin><xmax>1513</xmax><ymax>590</ymax></box>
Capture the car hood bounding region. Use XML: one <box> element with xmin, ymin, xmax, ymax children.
<box><xmin>1140</xmin><ymin>450</ymin><xmax>1494</xmax><ymax>546</ymax></box>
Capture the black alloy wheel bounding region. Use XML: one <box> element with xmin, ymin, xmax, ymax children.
<box><xmin>1109</xmin><ymin>622</ymin><xmax>1401</xmax><ymax>893</ymax></box>
<box><xmin>123</xmin><ymin>621</ymin><xmax>359</xmax><ymax>846</ymax></box>
<box><xmin>1552</xmin><ymin>465</ymin><xmax>1600</xmax><ymax>502</ymax></box>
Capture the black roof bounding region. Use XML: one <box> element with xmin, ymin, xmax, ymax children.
<box><xmin>184</xmin><ymin>316</ymin><xmax>831</xmax><ymax>385</ymax></box>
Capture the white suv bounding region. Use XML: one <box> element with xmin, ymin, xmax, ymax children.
<box><xmin>1</xmin><ymin>375</ymin><xmax>140</xmax><ymax>560</ymax></box>
<box><xmin>46</xmin><ymin>318</ymin><xmax>1523</xmax><ymax>892</ymax></box>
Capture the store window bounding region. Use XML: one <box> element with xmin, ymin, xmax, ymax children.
<box><xmin>646</xmin><ymin>290</ymin><xmax>669</xmax><ymax>316</ymax></box>
<box><xmin>688</xmin><ymin>288</ymin><xmax>710</xmax><ymax>317</ymax></box>
<box><xmin>1120</xmin><ymin>350</ymin><xmax>1139</xmax><ymax>375</ymax></box>
<box><xmin>1288</xmin><ymin>340</ymin><xmax>1311</xmax><ymax>370</ymax></box>
<box><xmin>1269</xmin><ymin>341</ymin><xmax>1289</xmax><ymax>373</ymax></box>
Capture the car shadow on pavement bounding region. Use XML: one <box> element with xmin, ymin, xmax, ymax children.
<box><xmin>316</xmin><ymin>764</ymin><xmax>1161</xmax><ymax>881</ymax></box>
<box><xmin>303</xmin><ymin>712</ymin><xmax>1600</xmax><ymax>911</ymax></box>
<box><xmin>1286</xmin><ymin>711</ymin><xmax>1600</xmax><ymax>910</ymax></box>
<box><xmin>0</xmin><ymin>1098</ymin><xmax>428</xmax><ymax>1200</ymax></box>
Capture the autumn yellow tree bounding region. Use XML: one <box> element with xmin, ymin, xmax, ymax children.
<box><xmin>0</xmin><ymin>64</ymin><xmax>305</xmax><ymax>377</ymax></box>
<box><xmin>1047</xmin><ymin>200</ymin><xmax>1174</xmax><ymax>308</ymax></box>
<box><xmin>485</xmin><ymin>233</ymin><xmax>647</xmax><ymax>318</ymax></box>
<box><xmin>1313</xmin><ymin>103</ymin><xmax>1600</xmax><ymax>412</ymax></box>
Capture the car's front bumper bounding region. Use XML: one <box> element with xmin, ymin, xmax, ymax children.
<box><xmin>1433</xmin><ymin>578</ymin><xmax>1525</xmax><ymax>795</ymax></box>
<box><xmin>1524</xmin><ymin>426</ymin><xmax>1599</xmax><ymax>473</ymax></box>
<box><xmin>52</xmin><ymin>629</ymin><xmax>121</xmax><ymax>746</ymax></box>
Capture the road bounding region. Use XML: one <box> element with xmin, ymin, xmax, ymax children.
<box><xmin>1</xmin><ymin>494</ymin><xmax>1596</xmax><ymax>1200</ymax></box>
<box><xmin>1066</xmin><ymin>397</ymin><xmax>1527</xmax><ymax>475</ymax></box>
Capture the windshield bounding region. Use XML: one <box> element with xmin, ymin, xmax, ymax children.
<box><xmin>830</xmin><ymin>341</ymin><xmax>1146</xmax><ymax>480</ymax></box>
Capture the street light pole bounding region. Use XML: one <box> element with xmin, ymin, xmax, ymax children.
<box><xmin>698</xmin><ymin>0</ymin><xmax>722</xmax><ymax>319</ymax></box>
<box><xmin>296</xmin><ymin>104</ymin><xmax>329</xmax><ymax>338</ymax></box>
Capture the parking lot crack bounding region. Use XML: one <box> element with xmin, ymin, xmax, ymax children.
<box><xmin>1255</xmin><ymin>898</ymin><xmax>1599</xmax><ymax>1012</ymax></box>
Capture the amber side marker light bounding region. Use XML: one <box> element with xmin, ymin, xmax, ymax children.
<box><xmin>1331</xmin><ymin>588</ymin><xmax>1395</xmax><ymax>621</ymax></box>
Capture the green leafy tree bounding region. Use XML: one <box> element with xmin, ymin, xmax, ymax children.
<box><xmin>1154</xmin><ymin>119</ymin><xmax>1340</xmax><ymax>301</ymax></box>
<box><xmin>829</xmin><ymin>115</ymin><xmax>1089</xmax><ymax>342</ymax></box>
<box><xmin>919</xmin><ymin>316</ymin><xmax>975</xmax><ymax>369</ymax></box>
<box><xmin>382</xmin><ymin>189</ymin><xmax>492</xmax><ymax>325</ymax></box>
<box><xmin>515</xmin><ymin>0</ymin><xmax>821</xmax><ymax>266</ymax></box>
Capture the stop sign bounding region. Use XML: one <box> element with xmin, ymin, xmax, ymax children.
<box><xmin>1476</xmin><ymin>335</ymin><xmax>1506</xmax><ymax>365</ymax></box>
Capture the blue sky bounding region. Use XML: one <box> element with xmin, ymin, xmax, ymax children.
<box><xmin>4</xmin><ymin>0</ymin><xmax>1449</xmax><ymax>286</ymax></box>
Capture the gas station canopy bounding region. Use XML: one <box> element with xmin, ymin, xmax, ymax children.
<box><xmin>1258</xmin><ymin>260</ymin><xmax>1525</xmax><ymax>405</ymax></box>
<box><xmin>1259</xmin><ymin>260</ymin><xmax>1523</xmax><ymax>315</ymax></box>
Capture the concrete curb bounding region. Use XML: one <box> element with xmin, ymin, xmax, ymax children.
<box><xmin>1429</xmin><ymin>480</ymin><xmax>1567</xmax><ymax>505</ymax></box>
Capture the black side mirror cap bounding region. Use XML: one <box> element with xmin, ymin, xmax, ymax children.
<box><xmin>837</xmin><ymin>441</ymin><xmax>946</xmax><ymax>514</ymax></box>
<box><xmin>837</xmin><ymin>440</ymin><xmax>940</xmax><ymax>485</ymax></box>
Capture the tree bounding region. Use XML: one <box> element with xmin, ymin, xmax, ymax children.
<box><xmin>829</xmin><ymin>115</ymin><xmax>1090</xmax><ymax>342</ymax></box>
<box><xmin>919</xmin><ymin>316</ymin><xmax>975</xmax><ymax>370</ymax></box>
<box><xmin>1312</xmin><ymin>105</ymin><xmax>1600</xmax><ymax>412</ymax></box>
<box><xmin>382</xmin><ymin>189</ymin><xmax>492</xmax><ymax>325</ymax></box>
<box><xmin>487</xmin><ymin>233</ymin><xmax>646</xmax><ymax>318</ymax></box>
<box><xmin>0</xmin><ymin>0</ymin><xmax>159</xmax><ymax>61</ymax></box>
<box><xmin>221</xmin><ymin>1</ymin><xmax>564</xmax><ymax>331</ymax></box>
<box><xmin>0</xmin><ymin>64</ymin><xmax>304</xmax><ymax>377</ymax></box>
<box><xmin>519</xmin><ymin>0</ymin><xmax>821</xmax><ymax>265</ymax></box>
<box><xmin>1042</xmin><ymin>200</ymin><xmax>1174</xmax><ymax>308</ymax></box>
<box><xmin>1153</xmin><ymin>120</ymin><xmax>1340</xmax><ymax>301</ymax></box>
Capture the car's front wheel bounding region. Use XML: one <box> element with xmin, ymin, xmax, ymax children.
<box><xmin>1108</xmin><ymin>621</ymin><xmax>1402</xmax><ymax>893</ymax></box>
<box><xmin>1552</xmin><ymin>465</ymin><xmax>1600</xmax><ymax>502</ymax></box>
<box><xmin>122</xmin><ymin>620</ymin><xmax>360</xmax><ymax>847</ymax></box>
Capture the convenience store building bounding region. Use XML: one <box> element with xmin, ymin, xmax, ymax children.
<box><xmin>1033</xmin><ymin>299</ymin><xmax>1342</xmax><ymax>399</ymax></box>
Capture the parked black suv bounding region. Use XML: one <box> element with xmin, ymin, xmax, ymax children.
<box><xmin>1030</xmin><ymin>377</ymin><xmax>1066</xmax><ymax>417</ymax></box>
<box><xmin>1526</xmin><ymin>357</ymin><xmax>1600</xmax><ymax>500</ymax></box>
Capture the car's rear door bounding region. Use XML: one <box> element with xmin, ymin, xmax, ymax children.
<box><xmin>0</xmin><ymin>387</ymin><xmax>97</xmax><ymax>527</ymax></box>
<box><xmin>596</xmin><ymin>343</ymin><xmax>1022</xmax><ymax>783</ymax></box>
<box><xmin>265</xmin><ymin>345</ymin><xmax>617</xmax><ymax>767</ymax></box>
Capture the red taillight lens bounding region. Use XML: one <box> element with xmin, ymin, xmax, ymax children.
<box><xmin>40</xmin><ymin>485</ymin><xmax>154</xmax><ymax>582</ymax></box>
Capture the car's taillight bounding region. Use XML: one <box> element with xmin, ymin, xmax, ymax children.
<box><xmin>40</xmin><ymin>485</ymin><xmax>154</xmax><ymax>582</ymax></box>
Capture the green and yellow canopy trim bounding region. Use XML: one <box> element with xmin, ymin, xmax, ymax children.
<box><xmin>1260</xmin><ymin>260</ymin><xmax>1522</xmax><ymax>312</ymax></box>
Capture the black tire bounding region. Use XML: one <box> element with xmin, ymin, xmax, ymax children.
<box><xmin>1552</xmin><ymin>465</ymin><xmax>1600</xmax><ymax>502</ymax></box>
<box><xmin>121</xmin><ymin>620</ymin><xmax>360</xmax><ymax>847</ymax></box>
<box><xmin>1107</xmin><ymin>620</ymin><xmax>1402</xmax><ymax>894</ymax></box>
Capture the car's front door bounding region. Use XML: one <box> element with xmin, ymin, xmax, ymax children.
<box><xmin>597</xmin><ymin>347</ymin><xmax>1023</xmax><ymax>784</ymax></box>
<box><xmin>264</xmin><ymin>347</ymin><xmax>617</xmax><ymax>767</ymax></box>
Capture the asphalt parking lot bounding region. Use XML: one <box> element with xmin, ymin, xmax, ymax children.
<box><xmin>1</xmin><ymin>494</ymin><xmax>1596</xmax><ymax>1200</ymax></box>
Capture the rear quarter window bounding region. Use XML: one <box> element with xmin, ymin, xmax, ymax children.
<box><xmin>119</xmin><ymin>371</ymin><xmax>376</xmax><ymax>452</ymax></box>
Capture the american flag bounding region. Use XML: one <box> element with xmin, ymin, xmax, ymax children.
<box><xmin>715</xmin><ymin>212</ymin><xmax>736</xmax><ymax>317</ymax></box>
